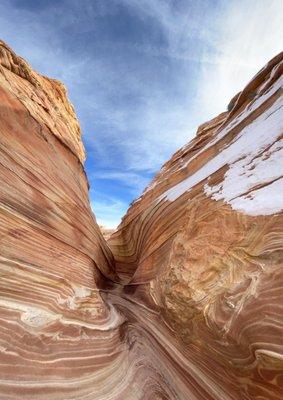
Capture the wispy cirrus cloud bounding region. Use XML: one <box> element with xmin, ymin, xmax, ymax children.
<box><xmin>91</xmin><ymin>196</ymin><xmax>128</xmax><ymax>229</ymax></box>
<box><xmin>0</xmin><ymin>0</ymin><xmax>282</xmax><ymax>227</ymax></box>
<box><xmin>193</xmin><ymin>0</ymin><xmax>283</xmax><ymax>121</ymax></box>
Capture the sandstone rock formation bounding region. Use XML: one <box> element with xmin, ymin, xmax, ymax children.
<box><xmin>0</xmin><ymin>40</ymin><xmax>122</xmax><ymax>400</ymax></box>
<box><xmin>0</xmin><ymin>41</ymin><xmax>282</xmax><ymax>399</ymax></box>
<box><xmin>99</xmin><ymin>225</ymin><xmax>115</xmax><ymax>240</ymax></box>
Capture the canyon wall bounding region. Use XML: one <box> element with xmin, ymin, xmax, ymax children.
<box><xmin>0</xmin><ymin>41</ymin><xmax>126</xmax><ymax>400</ymax></box>
<box><xmin>108</xmin><ymin>52</ymin><xmax>283</xmax><ymax>399</ymax></box>
<box><xmin>0</xmin><ymin>40</ymin><xmax>282</xmax><ymax>399</ymax></box>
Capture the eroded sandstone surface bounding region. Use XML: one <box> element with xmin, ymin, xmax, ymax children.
<box><xmin>0</xmin><ymin>41</ymin><xmax>282</xmax><ymax>399</ymax></box>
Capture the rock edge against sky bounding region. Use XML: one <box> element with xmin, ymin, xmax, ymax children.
<box><xmin>0</xmin><ymin>40</ymin><xmax>282</xmax><ymax>399</ymax></box>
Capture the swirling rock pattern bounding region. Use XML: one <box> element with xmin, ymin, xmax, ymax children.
<box><xmin>109</xmin><ymin>51</ymin><xmax>283</xmax><ymax>399</ymax></box>
<box><xmin>0</xmin><ymin>41</ymin><xmax>282</xmax><ymax>399</ymax></box>
<box><xmin>0</xmin><ymin>41</ymin><xmax>123</xmax><ymax>400</ymax></box>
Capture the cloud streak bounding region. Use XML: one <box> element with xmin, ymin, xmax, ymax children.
<box><xmin>0</xmin><ymin>0</ymin><xmax>282</xmax><ymax>227</ymax></box>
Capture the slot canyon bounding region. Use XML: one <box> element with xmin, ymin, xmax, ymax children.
<box><xmin>0</xmin><ymin>41</ymin><xmax>282</xmax><ymax>399</ymax></box>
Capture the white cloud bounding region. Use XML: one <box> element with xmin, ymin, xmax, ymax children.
<box><xmin>1</xmin><ymin>0</ymin><xmax>282</xmax><ymax>227</ymax></box>
<box><xmin>91</xmin><ymin>197</ymin><xmax>128</xmax><ymax>229</ymax></box>
<box><xmin>88</xmin><ymin>0</ymin><xmax>283</xmax><ymax>173</ymax></box>
<box><xmin>194</xmin><ymin>0</ymin><xmax>283</xmax><ymax>121</ymax></box>
<box><xmin>91</xmin><ymin>170</ymin><xmax>150</xmax><ymax>194</ymax></box>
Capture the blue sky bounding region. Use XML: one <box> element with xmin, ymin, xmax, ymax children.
<box><xmin>1</xmin><ymin>0</ymin><xmax>282</xmax><ymax>227</ymax></box>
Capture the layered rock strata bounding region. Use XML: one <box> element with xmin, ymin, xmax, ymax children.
<box><xmin>0</xmin><ymin>41</ymin><xmax>282</xmax><ymax>400</ymax></box>
<box><xmin>0</xmin><ymin>41</ymin><xmax>124</xmax><ymax>400</ymax></box>
<box><xmin>108</xmin><ymin>52</ymin><xmax>283</xmax><ymax>399</ymax></box>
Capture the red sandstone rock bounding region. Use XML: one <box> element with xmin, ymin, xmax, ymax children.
<box><xmin>0</xmin><ymin>40</ymin><xmax>125</xmax><ymax>400</ymax></box>
<box><xmin>0</xmin><ymin>40</ymin><xmax>282</xmax><ymax>399</ymax></box>
<box><xmin>109</xmin><ymin>51</ymin><xmax>283</xmax><ymax>399</ymax></box>
<box><xmin>99</xmin><ymin>225</ymin><xmax>116</xmax><ymax>240</ymax></box>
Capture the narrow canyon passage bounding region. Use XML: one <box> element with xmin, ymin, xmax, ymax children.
<box><xmin>0</xmin><ymin>41</ymin><xmax>282</xmax><ymax>400</ymax></box>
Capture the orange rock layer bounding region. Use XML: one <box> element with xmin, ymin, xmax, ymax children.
<box><xmin>0</xmin><ymin>41</ymin><xmax>282</xmax><ymax>399</ymax></box>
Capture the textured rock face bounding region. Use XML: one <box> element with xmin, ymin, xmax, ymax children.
<box><xmin>109</xmin><ymin>52</ymin><xmax>283</xmax><ymax>399</ymax></box>
<box><xmin>0</xmin><ymin>40</ymin><xmax>282</xmax><ymax>400</ymax></box>
<box><xmin>0</xmin><ymin>41</ymin><xmax>123</xmax><ymax>399</ymax></box>
<box><xmin>100</xmin><ymin>225</ymin><xmax>115</xmax><ymax>240</ymax></box>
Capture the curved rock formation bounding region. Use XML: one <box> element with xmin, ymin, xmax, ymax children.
<box><xmin>108</xmin><ymin>52</ymin><xmax>283</xmax><ymax>399</ymax></box>
<box><xmin>0</xmin><ymin>41</ymin><xmax>123</xmax><ymax>400</ymax></box>
<box><xmin>0</xmin><ymin>40</ymin><xmax>282</xmax><ymax>399</ymax></box>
